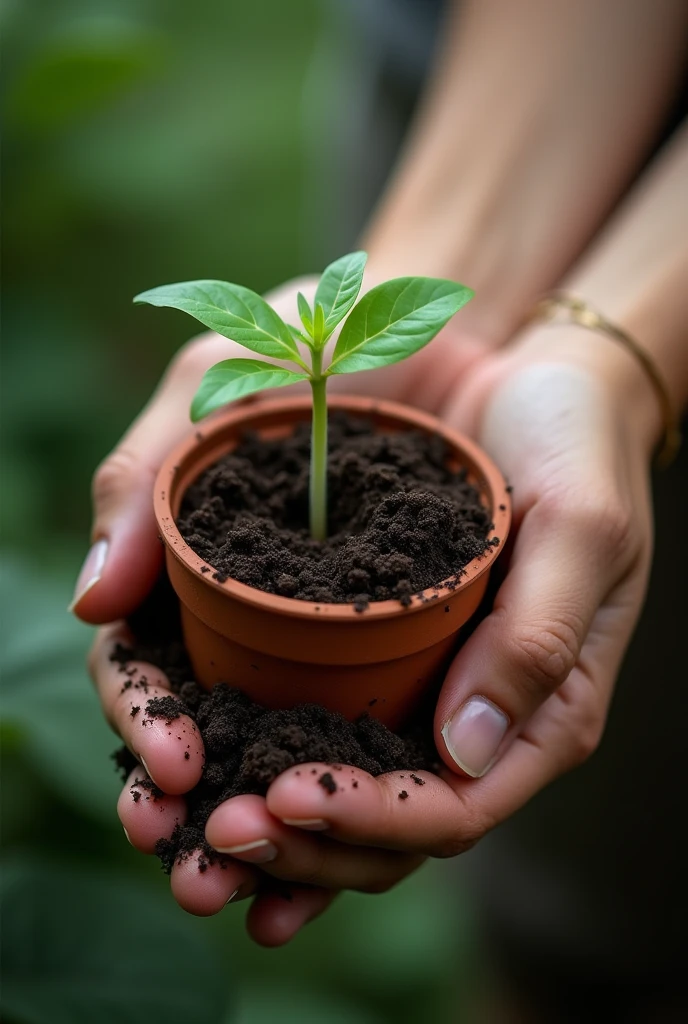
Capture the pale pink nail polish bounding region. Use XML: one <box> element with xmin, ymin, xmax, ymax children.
<box><xmin>441</xmin><ymin>696</ymin><xmax>509</xmax><ymax>778</ymax></box>
<box><xmin>217</xmin><ymin>839</ymin><xmax>277</xmax><ymax>863</ymax></box>
<box><xmin>139</xmin><ymin>756</ymin><xmax>157</xmax><ymax>785</ymax></box>
<box><xmin>281</xmin><ymin>818</ymin><xmax>329</xmax><ymax>831</ymax></box>
<box><xmin>69</xmin><ymin>538</ymin><xmax>108</xmax><ymax>612</ymax></box>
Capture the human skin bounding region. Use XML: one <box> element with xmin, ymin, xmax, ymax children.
<box><xmin>73</xmin><ymin>3</ymin><xmax>688</xmax><ymax>945</ymax></box>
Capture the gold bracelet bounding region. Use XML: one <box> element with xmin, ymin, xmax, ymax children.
<box><xmin>530</xmin><ymin>292</ymin><xmax>681</xmax><ymax>467</ymax></box>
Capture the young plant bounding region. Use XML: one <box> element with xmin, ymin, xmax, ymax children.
<box><xmin>134</xmin><ymin>252</ymin><xmax>473</xmax><ymax>541</ymax></box>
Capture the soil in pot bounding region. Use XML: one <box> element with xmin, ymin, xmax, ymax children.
<box><xmin>113</xmin><ymin>413</ymin><xmax>498</xmax><ymax>872</ymax></box>
<box><xmin>177</xmin><ymin>412</ymin><xmax>495</xmax><ymax>610</ymax></box>
<box><xmin>112</xmin><ymin>573</ymin><xmax>440</xmax><ymax>874</ymax></box>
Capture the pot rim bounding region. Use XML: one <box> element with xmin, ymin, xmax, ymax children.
<box><xmin>154</xmin><ymin>394</ymin><xmax>511</xmax><ymax>622</ymax></box>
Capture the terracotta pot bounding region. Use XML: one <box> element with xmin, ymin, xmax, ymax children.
<box><xmin>154</xmin><ymin>395</ymin><xmax>511</xmax><ymax>730</ymax></box>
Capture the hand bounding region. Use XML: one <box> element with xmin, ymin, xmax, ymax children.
<box><xmin>76</xmin><ymin>282</ymin><xmax>654</xmax><ymax>945</ymax></box>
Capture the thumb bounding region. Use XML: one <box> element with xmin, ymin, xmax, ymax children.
<box><xmin>434</xmin><ymin>495</ymin><xmax>631</xmax><ymax>778</ymax></box>
<box><xmin>70</xmin><ymin>334</ymin><xmax>229</xmax><ymax>624</ymax></box>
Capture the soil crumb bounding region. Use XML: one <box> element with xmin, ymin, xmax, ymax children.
<box><xmin>177</xmin><ymin>414</ymin><xmax>492</xmax><ymax>609</ymax></box>
<box><xmin>111</xmin><ymin>575</ymin><xmax>439</xmax><ymax>874</ymax></box>
<box><xmin>318</xmin><ymin>771</ymin><xmax>337</xmax><ymax>795</ymax></box>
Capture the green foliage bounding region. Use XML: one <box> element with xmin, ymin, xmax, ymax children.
<box><xmin>312</xmin><ymin>302</ymin><xmax>326</xmax><ymax>346</ymax></box>
<box><xmin>135</xmin><ymin>255</ymin><xmax>473</xmax><ymax>538</ymax></box>
<box><xmin>313</xmin><ymin>249</ymin><xmax>367</xmax><ymax>339</ymax></box>
<box><xmin>0</xmin><ymin>861</ymin><xmax>228</xmax><ymax>1024</ymax></box>
<box><xmin>5</xmin><ymin>23</ymin><xmax>165</xmax><ymax>130</ymax></box>
<box><xmin>134</xmin><ymin>281</ymin><xmax>304</xmax><ymax>364</ymax></box>
<box><xmin>0</xmin><ymin>561</ymin><xmax>479</xmax><ymax>1024</ymax></box>
<box><xmin>297</xmin><ymin>291</ymin><xmax>314</xmax><ymax>336</ymax></box>
<box><xmin>191</xmin><ymin>359</ymin><xmax>308</xmax><ymax>421</ymax></box>
<box><xmin>0</xmin><ymin>561</ymin><xmax>119</xmax><ymax>825</ymax></box>
<box><xmin>329</xmin><ymin>277</ymin><xmax>474</xmax><ymax>373</ymax></box>
<box><xmin>2</xmin><ymin>3</ymin><xmax>480</xmax><ymax>1017</ymax></box>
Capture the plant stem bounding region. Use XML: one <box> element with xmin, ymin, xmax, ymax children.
<box><xmin>309</xmin><ymin>349</ymin><xmax>328</xmax><ymax>541</ymax></box>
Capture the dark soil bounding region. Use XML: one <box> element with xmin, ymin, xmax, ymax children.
<box><xmin>178</xmin><ymin>414</ymin><xmax>494</xmax><ymax>609</ymax></box>
<box><xmin>111</xmin><ymin>418</ymin><xmax>495</xmax><ymax>873</ymax></box>
<box><xmin>112</xmin><ymin>575</ymin><xmax>439</xmax><ymax>874</ymax></box>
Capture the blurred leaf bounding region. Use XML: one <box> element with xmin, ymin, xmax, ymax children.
<box><xmin>7</xmin><ymin>21</ymin><xmax>165</xmax><ymax>130</ymax></box>
<box><xmin>0</xmin><ymin>559</ymin><xmax>120</xmax><ymax>825</ymax></box>
<box><xmin>334</xmin><ymin>870</ymin><xmax>469</xmax><ymax>990</ymax></box>
<box><xmin>0</xmin><ymin>743</ymin><xmax>49</xmax><ymax>845</ymax></box>
<box><xmin>235</xmin><ymin>988</ymin><xmax>380</xmax><ymax>1024</ymax></box>
<box><xmin>209</xmin><ymin>864</ymin><xmax>472</xmax><ymax>1024</ymax></box>
<box><xmin>0</xmin><ymin>859</ymin><xmax>229</xmax><ymax>1024</ymax></box>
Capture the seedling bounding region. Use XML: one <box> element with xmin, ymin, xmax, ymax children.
<box><xmin>134</xmin><ymin>252</ymin><xmax>473</xmax><ymax>540</ymax></box>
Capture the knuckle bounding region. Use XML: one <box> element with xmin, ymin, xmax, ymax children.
<box><xmin>92</xmin><ymin>447</ymin><xmax>152</xmax><ymax>505</ymax></box>
<box><xmin>430</xmin><ymin>799</ymin><xmax>490</xmax><ymax>859</ymax></box>
<box><xmin>295</xmin><ymin>844</ymin><xmax>330</xmax><ymax>888</ymax></box>
<box><xmin>510</xmin><ymin>617</ymin><xmax>580</xmax><ymax>696</ymax></box>
<box><xmin>567</xmin><ymin>703</ymin><xmax>605</xmax><ymax>769</ymax></box>
<box><xmin>574</xmin><ymin>497</ymin><xmax>635</xmax><ymax>566</ymax></box>
<box><xmin>595</xmin><ymin>505</ymin><xmax>636</xmax><ymax>565</ymax></box>
<box><xmin>540</xmin><ymin>489</ymin><xmax>637</xmax><ymax>567</ymax></box>
<box><xmin>432</xmin><ymin>832</ymin><xmax>480</xmax><ymax>859</ymax></box>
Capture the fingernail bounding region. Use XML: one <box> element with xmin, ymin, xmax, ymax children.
<box><xmin>139</xmin><ymin>756</ymin><xmax>157</xmax><ymax>785</ymax></box>
<box><xmin>281</xmin><ymin>818</ymin><xmax>329</xmax><ymax>831</ymax></box>
<box><xmin>123</xmin><ymin>827</ymin><xmax>133</xmax><ymax>846</ymax></box>
<box><xmin>216</xmin><ymin>839</ymin><xmax>277</xmax><ymax>863</ymax></box>
<box><xmin>69</xmin><ymin>538</ymin><xmax>108</xmax><ymax>612</ymax></box>
<box><xmin>226</xmin><ymin>884</ymin><xmax>250</xmax><ymax>905</ymax></box>
<box><xmin>441</xmin><ymin>696</ymin><xmax>509</xmax><ymax>778</ymax></box>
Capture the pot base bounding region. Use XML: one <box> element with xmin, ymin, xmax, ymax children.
<box><xmin>181</xmin><ymin>603</ymin><xmax>470</xmax><ymax>729</ymax></box>
<box><xmin>156</xmin><ymin>396</ymin><xmax>511</xmax><ymax>731</ymax></box>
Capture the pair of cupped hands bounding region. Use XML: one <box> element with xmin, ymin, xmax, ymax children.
<box><xmin>74</xmin><ymin>275</ymin><xmax>654</xmax><ymax>946</ymax></box>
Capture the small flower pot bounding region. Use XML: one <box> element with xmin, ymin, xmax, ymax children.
<box><xmin>154</xmin><ymin>395</ymin><xmax>510</xmax><ymax>730</ymax></box>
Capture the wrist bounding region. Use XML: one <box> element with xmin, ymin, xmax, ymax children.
<box><xmin>362</xmin><ymin>181</ymin><xmax>533</xmax><ymax>348</ymax></box>
<box><xmin>512</xmin><ymin>322</ymin><xmax>663</xmax><ymax>461</ymax></box>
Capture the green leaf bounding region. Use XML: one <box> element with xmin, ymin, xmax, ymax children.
<box><xmin>296</xmin><ymin>291</ymin><xmax>313</xmax><ymax>335</ymax></box>
<box><xmin>312</xmin><ymin>302</ymin><xmax>325</xmax><ymax>346</ymax></box>
<box><xmin>328</xmin><ymin>277</ymin><xmax>473</xmax><ymax>374</ymax></box>
<box><xmin>287</xmin><ymin>323</ymin><xmax>314</xmax><ymax>349</ymax></box>
<box><xmin>314</xmin><ymin>250</ymin><xmax>367</xmax><ymax>338</ymax></box>
<box><xmin>134</xmin><ymin>280</ymin><xmax>301</xmax><ymax>363</ymax></box>
<box><xmin>190</xmin><ymin>358</ymin><xmax>307</xmax><ymax>421</ymax></box>
<box><xmin>0</xmin><ymin>860</ymin><xmax>229</xmax><ymax>1024</ymax></box>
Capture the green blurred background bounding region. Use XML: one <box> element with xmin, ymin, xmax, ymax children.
<box><xmin>1</xmin><ymin>1</ymin><xmax>484</xmax><ymax>1021</ymax></box>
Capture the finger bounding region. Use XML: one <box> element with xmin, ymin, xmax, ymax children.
<box><xmin>117</xmin><ymin>767</ymin><xmax>188</xmax><ymax>854</ymax></box>
<box><xmin>246</xmin><ymin>886</ymin><xmax>338</xmax><ymax>947</ymax></box>
<box><xmin>269</xmin><ymin>568</ymin><xmax>646</xmax><ymax>860</ymax></box>
<box><xmin>205</xmin><ymin>794</ymin><xmax>422</xmax><ymax>891</ymax></box>
<box><xmin>436</xmin><ymin>361</ymin><xmax>648</xmax><ymax>779</ymax></box>
<box><xmin>170</xmin><ymin>851</ymin><xmax>259</xmax><ymax>917</ymax></box>
<box><xmin>434</xmin><ymin>486</ymin><xmax>637</xmax><ymax>779</ymax></box>
<box><xmin>70</xmin><ymin>332</ymin><xmax>232</xmax><ymax>623</ymax></box>
<box><xmin>267</xmin><ymin>763</ymin><xmax>471</xmax><ymax>857</ymax></box>
<box><xmin>90</xmin><ymin>624</ymin><xmax>204</xmax><ymax>794</ymax></box>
